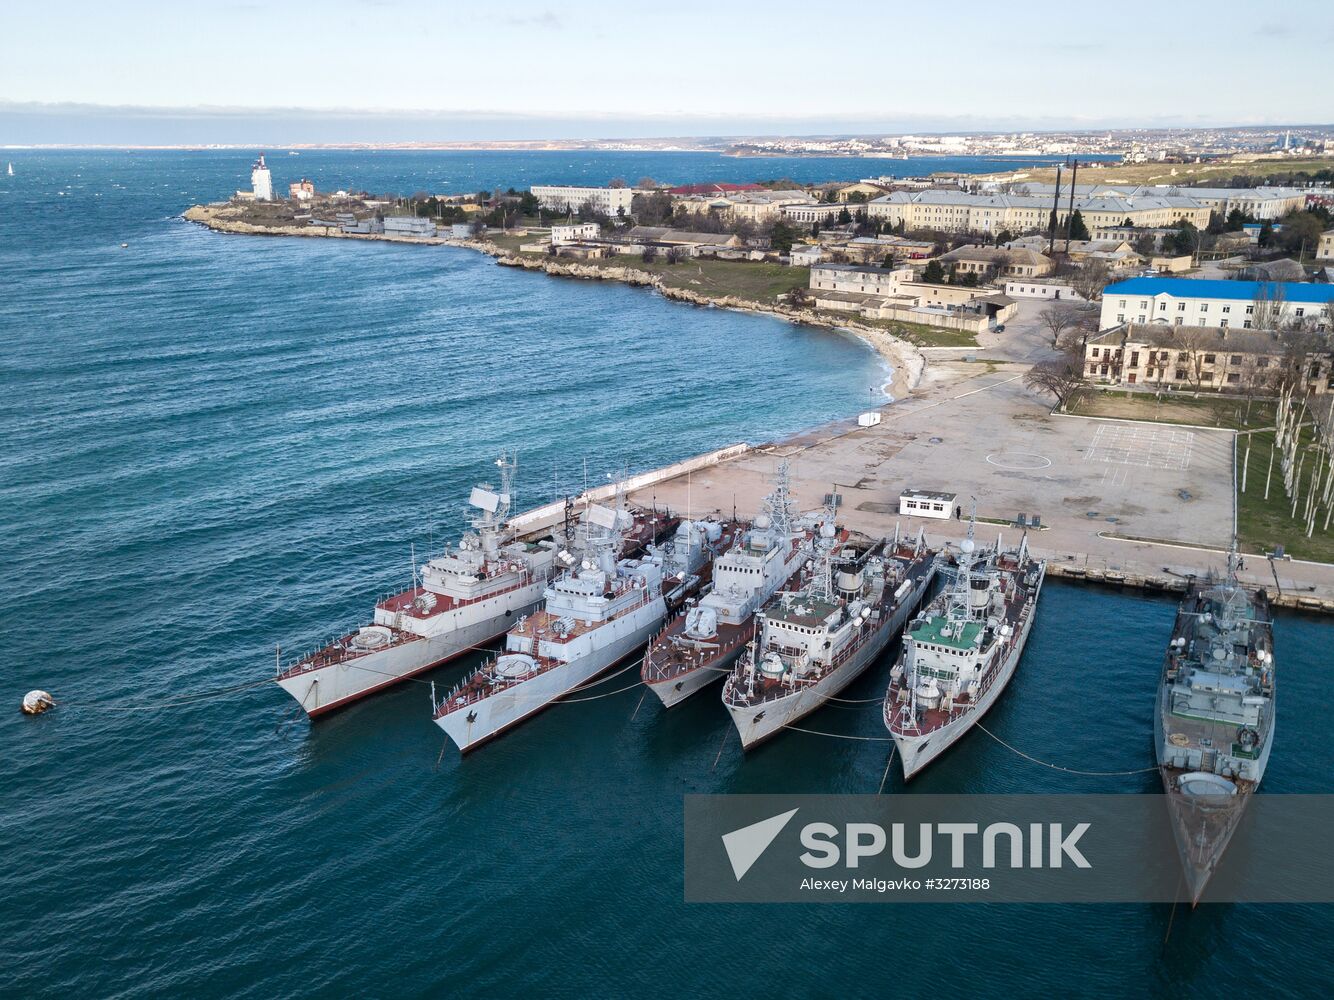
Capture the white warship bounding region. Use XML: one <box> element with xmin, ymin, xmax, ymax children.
<box><xmin>642</xmin><ymin>463</ymin><xmax>809</xmax><ymax>708</ymax></box>
<box><xmin>275</xmin><ymin>455</ymin><xmax>556</xmax><ymax>717</ymax></box>
<box><xmin>433</xmin><ymin>499</ymin><xmax>718</xmax><ymax>752</ymax></box>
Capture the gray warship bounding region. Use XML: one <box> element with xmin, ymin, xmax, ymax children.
<box><xmin>1155</xmin><ymin>549</ymin><xmax>1276</xmax><ymax>905</ymax></box>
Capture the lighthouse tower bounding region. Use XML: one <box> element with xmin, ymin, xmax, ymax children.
<box><xmin>251</xmin><ymin>154</ymin><xmax>273</xmax><ymax>201</ymax></box>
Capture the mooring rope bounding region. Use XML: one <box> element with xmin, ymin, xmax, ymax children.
<box><xmin>974</xmin><ymin>721</ymin><xmax>1159</xmax><ymax>777</ymax></box>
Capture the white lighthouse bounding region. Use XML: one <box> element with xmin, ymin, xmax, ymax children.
<box><xmin>251</xmin><ymin>153</ymin><xmax>273</xmax><ymax>201</ymax></box>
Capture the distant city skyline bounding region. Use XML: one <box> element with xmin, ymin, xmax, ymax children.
<box><xmin>3</xmin><ymin>0</ymin><xmax>1333</xmax><ymax>144</ymax></box>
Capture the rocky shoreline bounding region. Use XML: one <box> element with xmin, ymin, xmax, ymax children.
<box><xmin>182</xmin><ymin>203</ymin><xmax>925</xmax><ymax>402</ymax></box>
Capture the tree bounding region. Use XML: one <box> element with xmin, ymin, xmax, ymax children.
<box><xmin>769</xmin><ymin>220</ymin><xmax>797</xmax><ymax>254</ymax></box>
<box><xmin>1024</xmin><ymin>351</ymin><xmax>1090</xmax><ymax>411</ymax></box>
<box><xmin>923</xmin><ymin>260</ymin><xmax>946</xmax><ymax>284</ymax></box>
<box><xmin>608</xmin><ymin>178</ymin><xmax>628</xmax><ymax>188</ymax></box>
<box><xmin>1133</xmin><ymin>232</ymin><xmax>1158</xmax><ymax>257</ymax></box>
<box><xmin>1252</xmin><ymin>283</ymin><xmax>1286</xmax><ymax>331</ymax></box>
<box><xmin>1039</xmin><ymin>302</ymin><xmax>1081</xmax><ymax>346</ymax></box>
<box><xmin>837</xmin><ymin>207</ymin><xmax>852</xmax><ymax>225</ymax></box>
<box><xmin>959</xmin><ymin>271</ymin><xmax>979</xmax><ymax>287</ymax></box>
<box><xmin>1068</xmin><ymin>209</ymin><xmax>1090</xmax><ymax>242</ymax></box>
<box><xmin>1258</xmin><ymin>222</ymin><xmax>1275</xmax><ymax>248</ymax></box>
<box><xmin>636</xmin><ymin>176</ymin><xmax>659</xmax><ymax>189</ymax></box>
<box><xmin>1277</xmin><ymin>210</ymin><xmax>1325</xmax><ymax>258</ymax></box>
<box><xmin>996</xmin><ymin>229</ymin><xmax>1014</xmax><ymax>245</ymax></box>
<box><xmin>1167</xmin><ymin>220</ymin><xmax>1200</xmax><ymax>256</ymax></box>
<box><xmin>641</xmin><ymin>246</ymin><xmax>658</xmax><ymax>264</ymax></box>
<box><xmin>1071</xmin><ymin>259</ymin><xmax>1111</xmax><ymax>302</ymax></box>
<box><xmin>518</xmin><ymin>191</ymin><xmax>539</xmax><ymax>216</ymax></box>
<box><xmin>1225</xmin><ymin>207</ymin><xmax>1250</xmax><ymax>231</ymax></box>
<box><xmin>1122</xmin><ymin>216</ymin><xmax>1134</xmax><ymax>228</ymax></box>
<box><xmin>665</xmin><ymin>246</ymin><xmax>686</xmax><ymax>265</ymax></box>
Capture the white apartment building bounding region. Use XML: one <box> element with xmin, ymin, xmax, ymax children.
<box><xmin>1100</xmin><ymin>278</ymin><xmax>1334</xmax><ymax>332</ymax></box>
<box><xmin>809</xmin><ymin>263</ymin><xmax>914</xmax><ymax>296</ymax></box>
<box><xmin>531</xmin><ymin>185</ymin><xmax>635</xmax><ymax>215</ymax></box>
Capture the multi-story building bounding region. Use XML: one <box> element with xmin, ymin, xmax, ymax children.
<box><xmin>809</xmin><ymin>263</ymin><xmax>914</xmax><ymax>296</ymax></box>
<box><xmin>551</xmin><ymin>222</ymin><xmax>601</xmax><ymax>244</ymax></box>
<box><xmin>1019</xmin><ymin>183</ymin><xmax>1307</xmax><ymax>221</ymax></box>
<box><xmin>938</xmin><ymin>244</ymin><xmax>1054</xmax><ymax>280</ymax></box>
<box><xmin>383</xmin><ymin>216</ymin><xmax>437</xmax><ymax>237</ymax></box>
<box><xmin>866</xmin><ymin>189</ymin><xmax>1210</xmax><ymax>235</ymax></box>
<box><xmin>781</xmin><ymin>202</ymin><xmax>850</xmax><ymax>224</ymax></box>
<box><xmin>1099</xmin><ymin>277</ymin><xmax>1334</xmax><ymax>332</ymax></box>
<box><xmin>1084</xmin><ymin>324</ymin><xmax>1334</xmax><ymax>394</ymax></box>
<box><xmin>530</xmin><ymin>185</ymin><xmax>635</xmax><ymax>216</ymax></box>
<box><xmin>289</xmin><ymin>178</ymin><xmax>315</xmax><ymax>201</ymax></box>
<box><xmin>1319</xmin><ymin>229</ymin><xmax>1334</xmax><ymax>261</ymax></box>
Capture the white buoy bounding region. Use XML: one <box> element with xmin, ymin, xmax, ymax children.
<box><xmin>22</xmin><ymin>690</ymin><xmax>55</xmax><ymax>715</ymax></box>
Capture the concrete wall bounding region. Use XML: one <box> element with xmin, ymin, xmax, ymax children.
<box><xmin>509</xmin><ymin>443</ymin><xmax>751</xmax><ymax>539</ymax></box>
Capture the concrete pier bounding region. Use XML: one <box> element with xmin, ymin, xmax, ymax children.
<box><xmin>590</xmin><ymin>359</ymin><xmax>1334</xmax><ymax>612</ymax></box>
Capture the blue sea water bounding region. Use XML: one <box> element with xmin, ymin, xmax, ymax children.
<box><xmin>1</xmin><ymin>151</ymin><xmax>1330</xmax><ymax>999</ymax></box>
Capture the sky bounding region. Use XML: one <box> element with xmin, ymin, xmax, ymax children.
<box><xmin>2</xmin><ymin>0</ymin><xmax>1332</xmax><ymax>144</ymax></box>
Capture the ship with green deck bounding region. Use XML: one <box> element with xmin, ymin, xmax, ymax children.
<box><xmin>884</xmin><ymin>523</ymin><xmax>1045</xmax><ymax>780</ymax></box>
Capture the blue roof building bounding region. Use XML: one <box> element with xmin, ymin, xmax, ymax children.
<box><xmin>1100</xmin><ymin>277</ymin><xmax>1334</xmax><ymax>332</ymax></box>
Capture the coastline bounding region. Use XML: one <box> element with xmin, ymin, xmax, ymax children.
<box><xmin>181</xmin><ymin>203</ymin><xmax>925</xmax><ymax>403</ymax></box>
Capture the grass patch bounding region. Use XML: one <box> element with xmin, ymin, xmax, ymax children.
<box><xmin>842</xmin><ymin>315</ymin><xmax>979</xmax><ymax>347</ymax></box>
<box><xmin>1236</xmin><ymin>428</ymin><xmax>1334</xmax><ymax>563</ymax></box>
<box><xmin>1070</xmin><ymin>390</ymin><xmax>1275</xmax><ymax>431</ymax></box>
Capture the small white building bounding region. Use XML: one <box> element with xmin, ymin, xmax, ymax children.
<box><xmin>899</xmin><ymin>489</ymin><xmax>958</xmax><ymax>520</ymax></box>
<box><xmin>790</xmin><ymin>245</ymin><xmax>827</xmax><ymax>267</ymax></box>
<box><xmin>1004</xmin><ymin>279</ymin><xmax>1075</xmax><ymax>301</ymax></box>
<box><xmin>551</xmin><ymin>222</ymin><xmax>600</xmax><ymax>244</ymax></box>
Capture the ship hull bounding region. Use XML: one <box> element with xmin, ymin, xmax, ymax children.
<box><xmin>436</xmin><ymin>599</ymin><xmax>666</xmax><ymax>752</ymax></box>
<box><xmin>727</xmin><ymin>571</ymin><xmax>930</xmax><ymax>750</ymax></box>
<box><xmin>1155</xmin><ymin>688</ymin><xmax>1274</xmax><ymax>905</ymax></box>
<box><xmin>891</xmin><ymin>570</ymin><xmax>1043</xmax><ymax>780</ymax></box>
<box><xmin>275</xmin><ymin>591</ymin><xmax>544</xmax><ymax>718</ymax></box>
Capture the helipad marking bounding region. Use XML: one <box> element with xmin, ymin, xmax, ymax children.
<box><xmin>986</xmin><ymin>453</ymin><xmax>1053</xmax><ymax>471</ymax></box>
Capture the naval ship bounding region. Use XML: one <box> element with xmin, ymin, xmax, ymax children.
<box><xmin>1155</xmin><ymin>549</ymin><xmax>1275</xmax><ymax>905</ymax></box>
<box><xmin>885</xmin><ymin>525</ymin><xmax>1045</xmax><ymax>780</ymax></box>
<box><xmin>721</xmin><ymin>519</ymin><xmax>936</xmax><ymax>749</ymax></box>
<box><xmin>642</xmin><ymin>463</ymin><xmax>809</xmax><ymax>708</ymax></box>
<box><xmin>432</xmin><ymin>501</ymin><xmax>721</xmax><ymax>751</ymax></box>
<box><xmin>274</xmin><ymin>455</ymin><xmax>557</xmax><ymax>717</ymax></box>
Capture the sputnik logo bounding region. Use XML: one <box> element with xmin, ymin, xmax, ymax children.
<box><xmin>721</xmin><ymin>808</ymin><xmax>799</xmax><ymax>881</ymax></box>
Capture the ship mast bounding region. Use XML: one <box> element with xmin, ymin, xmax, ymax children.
<box><xmin>767</xmin><ymin>460</ymin><xmax>794</xmax><ymax>542</ymax></box>
<box><xmin>946</xmin><ymin>497</ymin><xmax>979</xmax><ymax>621</ymax></box>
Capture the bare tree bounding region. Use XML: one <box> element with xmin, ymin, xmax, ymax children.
<box><xmin>1251</xmin><ymin>283</ymin><xmax>1286</xmax><ymax>331</ymax></box>
<box><xmin>636</xmin><ymin>177</ymin><xmax>659</xmax><ymax>189</ymax></box>
<box><xmin>1039</xmin><ymin>302</ymin><xmax>1082</xmax><ymax>347</ymax></box>
<box><xmin>608</xmin><ymin>178</ymin><xmax>629</xmax><ymax>189</ymax></box>
<box><xmin>1024</xmin><ymin>349</ymin><xmax>1090</xmax><ymax>411</ymax></box>
<box><xmin>1169</xmin><ymin>326</ymin><xmax>1216</xmax><ymax>391</ymax></box>
<box><xmin>1071</xmin><ymin>259</ymin><xmax>1110</xmax><ymax>303</ymax></box>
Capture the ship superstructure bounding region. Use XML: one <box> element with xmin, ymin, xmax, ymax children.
<box><xmin>642</xmin><ymin>463</ymin><xmax>809</xmax><ymax>708</ymax></box>
<box><xmin>433</xmin><ymin>499</ymin><xmax>715</xmax><ymax>751</ymax></box>
<box><xmin>1155</xmin><ymin>550</ymin><xmax>1275</xmax><ymax>905</ymax></box>
<box><xmin>275</xmin><ymin>455</ymin><xmax>556</xmax><ymax>717</ymax></box>
<box><xmin>722</xmin><ymin>519</ymin><xmax>936</xmax><ymax>749</ymax></box>
<box><xmin>885</xmin><ymin>524</ymin><xmax>1045</xmax><ymax>780</ymax></box>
